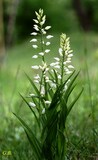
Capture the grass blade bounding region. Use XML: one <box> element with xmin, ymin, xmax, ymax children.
<box><xmin>67</xmin><ymin>88</ymin><xmax>84</xmax><ymax>115</ymax></box>
<box><xmin>13</xmin><ymin>112</ymin><xmax>42</xmax><ymax>158</ymax></box>
<box><xmin>19</xmin><ymin>93</ymin><xmax>40</xmax><ymax>127</ymax></box>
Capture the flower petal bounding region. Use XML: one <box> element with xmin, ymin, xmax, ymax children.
<box><xmin>29</xmin><ymin>102</ymin><xmax>36</xmax><ymax>107</ymax></box>
<box><xmin>45</xmin><ymin>26</ymin><xmax>51</xmax><ymax>30</ymax></box>
<box><xmin>46</xmin><ymin>35</ymin><xmax>53</xmax><ymax>39</ymax></box>
<box><xmin>32</xmin><ymin>55</ymin><xmax>38</xmax><ymax>58</ymax></box>
<box><xmin>30</xmin><ymin>39</ymin><xmax>37</xmax><ymax>42</ymax></box>
<box><xmin>32</xmin><ymin>45</ymin><xmax>38</xmax><ymax>49</ymax></box>
<box><xmin>45</xmin><ymin>100</ymin><xmax>51</xmax><ymax>104</ymax></box>
<box><xmin>45</xmin><ymin>49</ymin><xmax>50</xmax><ymax>53</ymax></box>
<box><xmin>46</xmin><ymin>42</ymin><xmax>51</xmax><ymax>46</ymax></box>
<box><xmin>31</xmin><ymin>65</ymin><xmax>39</xmax><ymax>69</ymax></box>
<box><xmin>39</xmin><ymin>52</ymin><xmax>44</xmax><ymax>56</ymax></box>
<box><xmin>31</xmin><ymin>32</ymin><xmax>37</xmax><ymax>35</ymax></box>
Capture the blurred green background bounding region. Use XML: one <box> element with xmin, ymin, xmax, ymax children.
<box><xmin>2</xmin><ymin>0</ymin><xmax>98</xmax><ymax>45</ymax></box>
<box><xmin>0</xmin><ymin>0</ymin><xmax>98</xmax><ymax>159</ymax></box>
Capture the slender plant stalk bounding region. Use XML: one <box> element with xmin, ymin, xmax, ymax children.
<box><xmin>84</xmin><ymin>39</ymin><xmax>95</xmax><ymax>149</ymax></box>
<box><xmin>14</xmin><ymin>9</ymin><xmax>83</xmax><ymax>160</ymax></box>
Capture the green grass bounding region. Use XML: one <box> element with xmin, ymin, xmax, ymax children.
<box><xmin>0</xmin><ymin>32</ymin><xmax>98</xmax><ymax>159</ymax></box>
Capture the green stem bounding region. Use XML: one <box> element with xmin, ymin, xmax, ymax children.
<box><xmin>40</xmin><ymin>27</ymin><xmax>48</xmax><ymax>100</ymax></box>
<box><xmin>61</xmin><ymin>51</ymin><xmax>65</xmax><ymax>84</ymax></box>
<box><xmin>38</xmin><ymin>28</ymin><xmax>45</xmax><ymax>118</ymax></box>
<box><xmin>40</xmin><ymin>29</ymin><xmax>45</xmax><ymax>62</ymax></box>
<box><xmin>84</xmin><ymin>47</ymin><xmax>95</xmax><ymax>148</ymax></box>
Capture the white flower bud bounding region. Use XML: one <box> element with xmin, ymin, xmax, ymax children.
<box><xmin>35</xmin><ymin>11</ymin><xmax>39</xmax><ymax>17</ymax></box>
<box><xmin>32</xmin><ymin>45</ymin><xmax>38</xmax><ymax>49</ymax></box>
<box><xmin>66</xmin><ymin>60</ymin><xmax>71</xmax><ymax>63</ymax></box>
<box><xmin>46</xmin><ymin>42</ymin><xmax>51</xmax><ymax>46</ymax></box>
<box><xmin>33</xmin><ymin>19</ymin><xmax>39</xmax><ymax>23</ymax></box>
<box><xmin>68</xmin><ymin>50</ymin><xmax>73</xmax><ymax>53</ymax></box>
<box><xmin>45</xmin><ymin>49</ymin><xmax>50</xmax><ymax>53</ymax></box>
<box><xmin>31</xmin><ymin>32</ymin><xmax>37</xmax><ymax>35</ymax></box>
<box><xmin>30</xmin><ymin>39</ymin><xmax>37</xmax><ymax>42</ymax></box>
<box><xmin>45</xmin><ymin>101</ymin><xmax>51</xmax><ymax>104</ymax></box>
<box><xmin>42</xmin><ymin>108</ymin><xmax>45</xmax><ymax>114</ymax></box>
<box><xmin>39</xmin><ymin>62</ymin><xmax>48</xmax><ymax>71</ymax></box>
<box><xmin>29</xmin><ymin>93</ymin><xmax>35</xmax><ymax>97</ymax></box>
<box><xmin>54</xmin><ymin>57</ymin><xmax>60</xmax><ymax>61</ymax></box>
<box><xmin>50</xmin><ymin>62</ymin><xmax>59</xmax><ymax>66</ymax></box>
<box><xmin>68</xmin><ymin>54</ymin><xmax>73</xmax><ymax>57</ymax></box>
<box><xmin>34</xmin><ymin>25</ymin><xmax>39</xmax><ymax>31</ymax></box>
<box><xmin>32</xmin><ymin>55</ymin><xmax>38</xmax><ymax>58</ymax></box>
<box><xmin>34</xmin><ymin>74</ymin><xmax>40</xmax><ymax>79</ymax></box>
<box><xmin>29</xmin><ymin>102</ymin><xmax>36</xmax><ymax>107</ymax></box>
<box><xmin>41</xmin><ymin>85</ymin><xmax>45</xmax><ymax>95</ymax></box>
<box><xmin>31</xmin><ymin>65</ymin><xmax>39</xmax><ymax>69</ymax></box>
<box><xmin>58</xmin><ymin>75</ymin><xmax>61</xmax><ymax>79</ymax></box>
<box><xmin>46</xmin><ymin>35</ymin><xmax>53</xmax><ymax>39</ymax></box>
<box><xmin>45</xmin><ymin>26</ymin><xmax>51</xmax><ymax>30</ymax></box>
<box><xmin>68</xmin><ymin>65</ymin><xmax>74</xmax><ymax>69</ymax></box>
<box><xmin>42</xmin><ymin>15</ymin><xmax>46</xmax><ymax>21</ymax></box>
<box><xmin>64</xmin><ymin>67</ymin><xmax>69</xmax><ymax>72</ymax></box>
<box><xmin>63</xmin><ymin>62</ymin><xmax>66</xmax><ymax>65</ymax></box>
<box><xmin>40</xmin><ymin>20</ymin><xmax>45</xmax><ymax>26</ymax></box>
<box><xmin>41</xmin><ymin>29</ymin><xmax>46</xmax><ymax>34</ymax></box>
<box><xmin>67</xmin><ymin>58</ymin><xmax>71</xmax><ymax>61</ymax></box>
<box><xmin>39</xmin><ymin>52</ymin><xmax>44</xmax><ymax>56</ymax></box>
<box><xmin>34</xmin><ymin>80</ymin><xmax>39</xmax><ymax>83</ymax></box>
<box><xmin>59</xmin><ymin>48</ymin><xmax>63</xmax><ymax>56</ymax></box>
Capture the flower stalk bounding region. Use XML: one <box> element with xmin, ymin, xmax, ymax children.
<box><xmin>14</xmin><ymin>8</ymin><xmax>83</xmax><ymax>160</ymax></box>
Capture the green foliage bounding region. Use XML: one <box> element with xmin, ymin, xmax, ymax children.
<box><xmin>0</xmin><ymin>31</ymin><xmax>98</xmax><ymax>160</ymax></box>
<box><xmin>14</xmin><ymin>72</ymin><xmax>83</xmax><ymax>160</ymax></box>
<box><xmin>13</xmin><ymin>9</ymin><xmax>83</xmax><ymax>159</ymax></box>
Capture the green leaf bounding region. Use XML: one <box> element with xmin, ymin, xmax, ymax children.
<box><xmin>59</xmin><ymin>98</ymin><xmax>67</xmax><ymax>130</ymax></box>
<box><xmin>25</xmin><ymin>129</ymin><xmax>43</xmax><ymax>160</ymax></box>
<box><xmin>65</xmin><ymin>72</ymin><xmax>79</xmax><ymax>101</ymax></box>
<box><xmin>49</xmin><ymin>83</ymin><xmax>64</xmax><ymax>110</ymax></box>
<box><xmin>13</xmin><ymin>112</ymin><xmax>42</xmax><ymax>158</ymax></box>
<box><xmin>67</xmin><ymin>88</ymin><xmax>84</xmax><ymax>115</ymax></box>
<box><xmin>47</xmin><ymin>83</ymin><xmax>54</xmax><ymax>99</ymax></box>
<box><xmin>53</xmin><ymin>69</ymin><xmax>58</xmax><ymax>85</ymax></box>
<box><xmin>19</xmin><ymin>93</ymin><xmax>40</xmax><ymax>127</ymax></box>
<box><xmin>25</xmin><ymin>73</ymin><xmax>40</xmax><ymax>96</ymax></box>
<box><xmin>57</xmin><ymin>130</ymin><xmax>66</xmax><ymax>160</ymax></box>
<box><xmin>25</xmin><ymin>73</ymin><xmax>45</xmax><ymax>108</ymax></box>
<box><xmin>42</xmin><ymin>112</ymin><xmax>58</xmax><ymax>160</ymax></box>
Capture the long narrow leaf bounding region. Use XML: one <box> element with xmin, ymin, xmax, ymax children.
<box><xmin>47</xmin><ymin>83</ymin><xmax>54</xmax><ymax>99</ymax></box>
<box><xmin>25</xmin><ymin>129</ymin><xmax>42</xmax><ymax>160</ymax></box>
<box><xmin>13</xmin><ymin>113</ymin><xmax>42</xmax><ymax>157</ymax></box>
<box><xmin>53</xmin><ymin>69</ymin><xmax>58</xmax><ymax>85</ymax></box>
<box><xmin>67</xmin><ymin>88</ymin><xmax>84</xmax><ymax>115</ymax></box>
<box><xmin>59</xmin><ymin>98</ymin><xmax>67</xmax><ymax>130</ymax></box>
<box><xmin>25</xmin><ymin>73</ymin><xmax>40</xmax><ymax>95</ymax></box>
<box><xmin>64</xmin><ymin>84</ymin><xmax>76</xmax><ymax>103</ymax></box>
<box><xmin>64</xmin><ymin>71</ymin><xmax>80</xmax><ymax>103</ymax></box>
<box><xmin>25</xmin><ymin>73</ymin><xmax>45</xmax><ymax>108</ymax></box>
<box><xmin>19</xmin><ymin>93</ymin><xmax>40</xmax><ymax>127</ymax></box>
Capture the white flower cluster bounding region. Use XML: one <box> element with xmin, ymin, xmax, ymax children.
<box><xmin>30</xmin><ymin>9</ymin><xmax>53</xmax><ymax>86</ymax></box>
<box><xmin>29</xmin><ymin>9</ymin><xmax>74</xmax><ymax>113</ymax></box>
<box><xmin>30</xmin><ymin>8</ymin><xmax>53</xmax><ymax>59</ymax></box>
<box><xmin>29</xmin><ymin>9</ymin><xmax>54</xmax><ymax>110</ymax></box>
<box><xmin>60</xmin><ymin>33</ymin><xmax>74</xmax><ymax>73</ymax></box>
<box><xmin>50</xmin><ymin>33</ymin><xmax>74</xmax><ymax>80</ymax></box>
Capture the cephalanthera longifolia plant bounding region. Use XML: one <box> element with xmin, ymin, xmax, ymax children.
<box><xmin>14</xmin><ymin>9</ymin><xmax>83</xmax><ymax>160</ymax></box>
